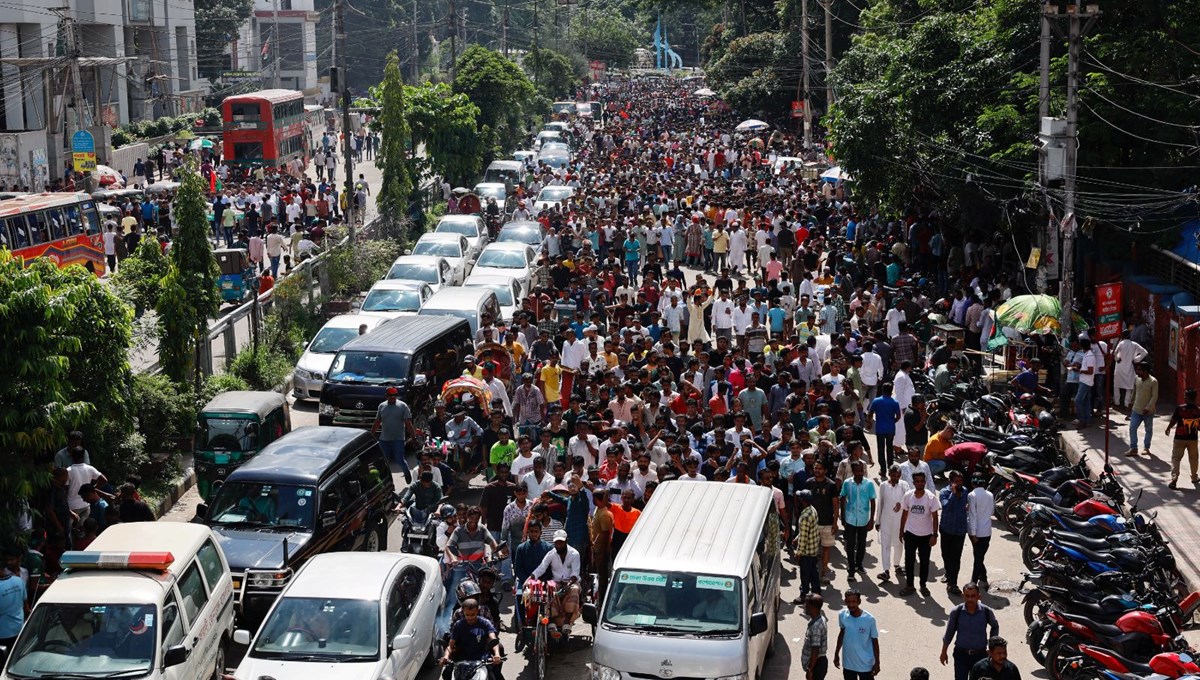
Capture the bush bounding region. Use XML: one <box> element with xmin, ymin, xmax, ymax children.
<box><xmin>196</xmin><ymin>373</ymin><xmax>252</xmax><ymax>410</ymax></box>
<box><xmin>326</xmin><ymin>236</ymin><xmax>403</xmax><ymax>298</ymax></box>
<box><xmin>111</xmin><ymin>237</ymin><xmax>169</xmax><ymax>314</ymax></box>
<box><xmin>133</xmin><ymin>373</ymin><xmax>197</xmax><ymax>454</ymax></box>
<box><xmin>229</xmin><ymin>346</ymin><xmax>293</xmax><ymax>391</ymax></box>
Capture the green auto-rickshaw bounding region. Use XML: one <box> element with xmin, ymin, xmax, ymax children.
<box><xmin>194</xmin><ymin>391</ymin><xmax>291</xmax><ymax>500</ymax></box>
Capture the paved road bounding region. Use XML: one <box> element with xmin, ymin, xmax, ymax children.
<box><xmin>163</xmin><ymin>329</ymin><xmax>1041</xmax><ymax>680</ymax></box>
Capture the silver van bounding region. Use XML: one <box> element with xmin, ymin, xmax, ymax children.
<box><xmin>418</xmin><ymin>286</ymin><xmax>501</xmax><ymax>336</ymax></box>
<box><xmin>591</xmin><ymin>481</ymin><xmax>782</xmax><ymax>680</ymax></box>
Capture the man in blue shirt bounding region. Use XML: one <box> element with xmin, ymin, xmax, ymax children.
<box><xmin>939</xmin><ymin>470</ymin><xmax>970</xmax><ymax>595</ymax></box>
<box><xmin>0</xmin><ymin>549</ymin><xmax>26</xmax><ymax>649</ymax></box>
<box><xmin>835</xmin><ymin>590</ymin><xmax>880</xmax><ymax>679</ymax></box>
<box><xmin>868</xmin><ymin>384</ymin><xmax>902</xmax><ymax>470</ymax></box>
<box><xmin>512</xmin><ymin>520</ymin><xmax>553</xmax><ymax>644</ymax></box>
<box><xmin>441</xmin><ymin>599</ymin><xmax>502</xmax><ymax>680</ymax></box>
<box><xmin>839</xmin><ymin>460</ymin><xmax>876</xmax><ymax>581</ymax></box>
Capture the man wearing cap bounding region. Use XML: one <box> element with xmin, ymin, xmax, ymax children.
<box><xmin>371</xmin><ymin>391</ymin><xmax>418</xmax><ymax>483</ymax></box>
<box><xmin>530</xmin><ymin>529</ymin><xmax>583</xmax><ymax>637</ymax></box>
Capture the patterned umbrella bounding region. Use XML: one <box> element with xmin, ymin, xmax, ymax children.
<box><xmin>992</xmin><ymin>294</ymin><xmax>1088</xmax><ymax>336</ymax></box>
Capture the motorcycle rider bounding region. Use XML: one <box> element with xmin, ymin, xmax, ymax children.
<box><xmin>441</xmin><ymin>598</ymin><xmax>503</xmax><ymax>680</ymax></box>
<box><xmin>485</xmin><ymin>197</ymin><xmax>501</xmax><ymax>236</ymax></box>
<box><xmin>529</xmin><ymin>529</ymin><xmax>583</xmax><ymax>638</ymax></box>
<box><xmin>399</xmin><ymin>470</ymin><xmax>443</xmax><ymax>520</ymax></box>
<box><xmin>512</xmin><ymin>520</ymin><xmax>553</xmax><ymax>646</ymax></box>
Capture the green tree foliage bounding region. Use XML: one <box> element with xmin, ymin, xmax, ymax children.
<box><xmin>132</xmin><ymin>373</ymin><xmax>197</xmax><ymax>455</ymax></box>
<box><xmin>705</xmin><ymin>32</ymin><xmax>791</xmax><ymax>117</ymax></box>
<box><xmin>569</xmin><ymin>7</ymin><xmax>643</xmax><ymax>69</ymax></box>
<box><xmin>157</xmin><ymin>163</ymin><xmax>220</xmax><ymax>390</ymax></box>
<box><xmin>196</xmin><ymin>0</ymin><xmax>253</xmax><ymax>83</ymax></box>
<box><xmin>112</xmin><ymin>235</ymin><xmax>169</xmax><ymax>315</ymax></box>
<box><xmin>405</xmin><ymin>82</ymin><xmax>482</xmax><ymax>187</ymax></box>
<box><xmin>453</xmin><ymin>46</ymin><xmax>543</xmax><ymax>161</ymax></box>
<box><xmin>524</xmin><ymin>47</ymin><xmax>582</xmax><ymax>101</ymax></box>
<box><xmin>0</xmin><ymin>254</ymin><xmax>130</xmax><ymax>531</ymax></box>
<box><xmin>377</xmin><ymin>51</ymin><xmax>415</xmax><ymax>236</ymax></box>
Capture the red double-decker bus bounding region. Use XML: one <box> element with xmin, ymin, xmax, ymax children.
<box><xmin>0</xmin><ymin>192</ymin><xmax>104</xmax><ymax>274</ymax></box>
<box><xmin>221</xmin><ymin>89</ymin><xmax>310</xmax><ymax>170</ymax></box>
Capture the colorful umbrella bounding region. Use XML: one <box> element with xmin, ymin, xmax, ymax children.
<box><xmin>189</xmin><ymin>138</ymin><xmax>214</xmax><ymax>150</ymax></box>
<box><xmin>735</xmin><ymin>119</ymin><xmax>770</xmax><ymax>132</ymax></box>
<box><xmin>987</xmin><ymin>294</ymin><xmax>1088</xmax><ymax>348</ymax></box>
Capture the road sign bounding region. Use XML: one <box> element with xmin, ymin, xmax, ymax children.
<box><xmin>791</xmin><ymin>100</ymin><xmax>804</xmax><ymax>119</ymax></box>
<box><xmin>1096</xmin><ymin>282</ymin><xmax>1123</xmax><ymax>340</ymax></box>
<box><xmin>71</xmin><ymin>130</ymin><xmax>96</xmax><ymax>173</ymax></box>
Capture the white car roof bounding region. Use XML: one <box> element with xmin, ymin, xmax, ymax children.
<box><xmin>369</xmin><ymin>279</ymin><xmax>431</xmax><ymax>292</ymax></box>
<box><xmin>474</xmin><ymin>182</ymin><xmax>506</xmax><ymax>190</ymax></box>
<box><xmin>465</xmin><ymin>273</ymin><xmax>521</xmax><ymax>287</ymax></box>
<box><xmin>391</xmin><ymin>254</ymin><xmax>446</xmax><ymax>266</ymax></box>
<box><xmin>322</xmin><ymin>313</ymin><xmax>393</xmax><ymax>330</ymax></box>
<box><xmin>416</xmin><ymin>232</ymin><xmax>465</xmax><ymax>244</ymax></box>
<box><xmin>482</xmin><ymin>242</ymin><xmax>532</xmax><ymax>253</ymax></box>
<box><xmin>283</xmin><ymin>553</ymin><xmax>438</xmax><ymax>600</ymax></box>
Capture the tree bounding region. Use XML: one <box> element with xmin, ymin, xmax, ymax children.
<box><xmin>524</xmin><ymin>47</ymin><xmax>582</xmax><ymax>100</ymax></box>
<box><xmin>569</xmin><ymin>7</ymin><xmax>642</xmax><ymax>69</ymax></box>
<box><xmin>377</xmin><ymin>51</ymin><xmax>414</xmax><ymax>238</ymax></box>
<box><xmin>196</xmin><ymin>0</ymin><xmax>254</xmax><ymax>83</ymax></box>
<box><xmin>705</xmin><ymin>32</ymin><xmax>791</xmax><ymax>117</ymax></box>
<box><xmin>157</xmin><ymin>162</ymin><xmax>220</xmax><ymax>391</ymax></box>
<box><xmin>405</xmin><ymin>82</ymin><xmax>482</xmax><ymax>187</ymax></box>
<box><xmin>453</xmin><ymin>46</ymin><xmax>543</xmax><ymax>160</ymax></box>
<box><xmin>111</xmin><ymin>234</ymin><xmax>169</xmax><ymax>315</ymax></box>
<box><xmin>0</xmin><ymin>254</ymin><xmax>126</xmax><ymax>532</ymax></box>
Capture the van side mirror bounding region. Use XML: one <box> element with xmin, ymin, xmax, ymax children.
<box><xmin>749</xmin><ymin>612</ymin><xmax>769</xmax><ymax>636</ymax></box>
<box><xmin>582</xmin><ymin>602</ymin><xmax>598</xmax><ymax>625</ymax></box>
<box><xmin>194</xmin><ymin>503</ymin><xmax>208</xmax><ymax>520</ymax></box>
<box><xmin>245</xmin><ymin>423</ymin><xmax>259</xmax><ymax>435</ymax></box>
<box><xmin>163</xmin><ymin>644</ymin><xmax>189</xmax><ymax>668</ymax></box>
<box><xmin>413</xmin><ymin>374</ymin><xmax>428</xmax><ymax>388</ymax></box>
<box><xmin>232</xmin><ymin>629</ymin><xmax>252</xmax><ymax>646</ymax></box>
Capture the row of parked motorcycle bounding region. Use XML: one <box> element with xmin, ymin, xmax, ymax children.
<box><xmin>940</xmin><ymin>381</ymin><xmax>1198</xmax><ymax>680</ymax></box>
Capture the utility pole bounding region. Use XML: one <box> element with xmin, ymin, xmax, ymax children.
<box><xmin>801</xmin><ymin>0</ymin><xmax>812</xmax><ymax>149</ymax></box>
<box><xmin>412</xmin><ymin>0</ymin><xmax>419</xmax><ymax>81</ymax></box>
<box><xmin>1048</xmin><ymin>2</ymin><xmax>1100</xmax><ymax>333</ymax></box>
<box><xmin>822</xmin><ymin>0</ymin><xmax>833</xmax><ymax>109</ymax></box>
<box><xmin>448</xmin><ymin>0</ymin><xmax>458</xmax><ymax>80</ymax></box>
<box><xmin>501</xmin><ymin>0</ymin><xmax>509</xmax><ymax>57</ymax></box>
<box><xmin>271</xmin><ymin>0</ymin><xmax>282</xmax><ymax>88</ymax></box>
<box><xmin>532</xmin><ymin>0</ymin><xmax>540</xmax><ymax>86</ymax></box>
<box><xmin>335</xmin><ymin>0</ymin><xmax>355</xmax><ymax>237</ymax></box>
<box><xmin>55</xmin><ymin>8</ymin><xmax>95</xmax><ymax>192</ymax></box>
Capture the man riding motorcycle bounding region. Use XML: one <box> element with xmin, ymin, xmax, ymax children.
<box><xmin>398</xmin><ymin>470</ymin><xmax>443</xmax><ymax>520</ymax></box>
<box><xmin>528</xmin><ymin>529</ymin><xmax>582</xmax><ymax>638</ymax></box>
<box><xmin>441</xmin><ymin>598</ymin><xmax>503</xmax><ymax>680</ymax></box>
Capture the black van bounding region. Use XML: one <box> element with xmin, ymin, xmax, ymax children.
<box><xmin>318</xmin><ymin>315</ymin><xmax>473</xmax><ymax>429</ymax></box>
<box><xmin>196</xmin><ymin>426</ymin><xmax>399</xmax><ymax>622</ymax></box>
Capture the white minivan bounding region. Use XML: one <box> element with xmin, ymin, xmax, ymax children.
<box><xmin>3</xmin><ymin>523</ymin><xmax>236</xmax><ymax>680</ymax></box>
<box><xmin>591</xmin><ymin>481</ymin><xmax>782</xmax><ymax>680</ymax></box>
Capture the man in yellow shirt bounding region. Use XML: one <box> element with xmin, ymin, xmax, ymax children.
<box><xmin>924</xmin><ymin>423</ymin><xmax>955</xmax><ymax>475</ymax></box>
<box><xmin>538</xmin><ymin>352</ymin><xmax>563</xmax><ymax>404</ymax></box>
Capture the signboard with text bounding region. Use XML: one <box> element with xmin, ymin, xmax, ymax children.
<box><xmin>71</xmin><ymin>130</ymin><xmax>96</xmax><ymax>173</ymax></box>
<box><xmin>791</xmin><ymin>100</ymin><xmax>804</xmax><ymax>119</ymax></box>
<box><xmin>1096</xmin><ymin>282</ymin><xmax>1123</xmax><ymax>340</ymax></box>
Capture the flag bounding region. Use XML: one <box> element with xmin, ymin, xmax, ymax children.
<box><xmin>261</xmin><ymin>37</ymin><xmax>270</xmax><ymax>58</ymax></box>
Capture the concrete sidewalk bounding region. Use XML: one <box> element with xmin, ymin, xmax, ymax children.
<box><xmin>1059</xmin><ymin>401</ymin><xmax>1200</xmax><ymax>589</ymax></box>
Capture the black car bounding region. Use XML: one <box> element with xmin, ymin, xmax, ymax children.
<box><xmin>196</xmin><ymin>426</ymin><xmax>399</xmax><ymax>622</ymax></box>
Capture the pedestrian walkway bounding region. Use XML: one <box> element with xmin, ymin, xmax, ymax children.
<box><xmin>1059</xmin><ymin>402</ymin><xmax>1200</xmax><ymax>589</ymax></box>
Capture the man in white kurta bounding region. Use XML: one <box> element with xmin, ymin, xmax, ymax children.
<box><xmin>876</xmin><ymin>464</ymin><xmax>911</xmax><ymax>582</ymax></box>
<box><xmin>1112</xmin><ymin>331</ymin><xmax>1148</xmax><ymax>409</ymax></box>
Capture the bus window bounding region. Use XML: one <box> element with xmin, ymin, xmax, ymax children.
<box><xmin>0</xmin><ymin>218</ymin><xmax>11</xmax><ymax>249</ymax></box>
<box><xmin>63</xmin><ymin>204</ymin><xmax>85</xmax><ymax>235</ymax></box>
<box><xmin>229</xmin><ymin>102</ymin><xmax>262</xmax><ymax>121</ymax></box>
<box><xmin>25</xmin><ymin>212</ymin><xmax>47</xmax><ymax>245</ymax></box>
<box><xmin>233</xmin><ymin>142</ymin><xmax>264</xmax><ymax>162</ymax></box>
<box><xmin>45</xmin><ymin>208</ymin><xmax>67</xmax><ymax>241</ymax></box>
<box><xmin>10</xmin><ymin>216</ymin><xmax>29</xmax><ymax>247</ymax></box>
<box><xmin>80</xmin><ymin>203</ymin><xmax>101</xmax><ymax>234</ymax></box>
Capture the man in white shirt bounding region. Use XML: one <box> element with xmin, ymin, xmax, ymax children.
<box><xmin>898</xmin><ymin>447</ymin><xmax>937</xmax><ymax>493</ymax></box>
<box><xmin>567</xmin><ymin>421</ymin><xmax>601</xmax><ymax>468</ymax></box>
<box><xmin>530</xmin><ymin>531</ymin><xmax>583</xmax><ymax>634</ymax></box>
<box><xmin>859</xmin><ymin>342</ymin><xmax>884</xmax><ymax>402</ymax></box>
<box><xmin>966</xmin><ymin>476</ymin><xmax>995</xmax><ymax>586</ymax></box>
<box><xmin>711</xmin><ymin>291</ymin><xmax>736</xmax><ymax>341</ymax></box>
<box><xmin>875</xmin><ymin>464</ymin><xmax>910</xmax><ymax>582</ymax></box>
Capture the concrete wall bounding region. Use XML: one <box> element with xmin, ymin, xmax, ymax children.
<box><xmin>0</xmin><ymin>129</ymin><xmax>51</xmax><ymax>190</ymax></box>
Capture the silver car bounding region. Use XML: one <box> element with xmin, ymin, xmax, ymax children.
<box><xmin>293</xmin><ymin>314</ymin><xmax>391</xmax><ymax>400</ymax></box>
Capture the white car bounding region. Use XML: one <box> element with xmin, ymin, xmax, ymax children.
<box><xmin>434</xmin><ymin>215</ymin><xmax>488</xmax><ymax>260</ymax></box>
<box><xmin>496</xmin><ymin>220</ymin><xmax>546</xmax><ymax>248</ymax></box>
<box><xmin>463</xmin><ymin>272</ymin><xmax>526</xmax><ymax>323</ymax></box>
<box><xmin>411</xmin><ymin>232</ymin><xmax>471</xmax><ymax>284</ymax></box>
<box><xmin>533</xmin><ymin>185</ymin><xmax>575</xmax><ymax>214</ymax></box>
<box><xmin>513</xmin><ymin>149</ymin><xmax>537</xmax><ymax>169</ymax></box>
<box><xmin>230</xmin><ymin>552</ymin><xmax>445</xmax><ymax>680</ymax></box>
<box><xmin>293</xmin><ymin>313</ymin><xmax>392</xmax><ymax>400</ymax></box>
<box><xmin>536</xmin><ymin>130</ymin><xmax>564</xmax><ymax>149</ymax></box>
<box><xmin>386</xmin><ymin>255</ymin><xmax>454</xmax><ymax>292</ymax></box>
<box><xmin>359</xmin><ymin>280</ymin><xmax>434</xmax><ymax>320</ymax></box>
<box><xmin>470</xmin><ymin>242</ymin><xmax>536</xmax><ymax>291</ymax></box>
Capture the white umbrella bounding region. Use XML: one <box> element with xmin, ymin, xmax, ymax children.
<box><xmin>693</xmin><ymin>87</ymin><xmax>716</xmax><ymax>97</ymax></box>
<box><xmin>735</xmin><ymin>119</ymin><xmax>770</xmax><ymax>132</ymax></box>
<box><xmin>820</xmin><ymin>166</ymin><xmax>854</xmax><ymax>182</ymax></box>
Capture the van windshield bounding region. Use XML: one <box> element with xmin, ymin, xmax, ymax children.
<box><xmin>7</xmin><ymin>603</ymin><xmax>156</xmax><ymax>678</ymax></box>
<box><xmin>327</xmin><ymin>350</ymin><xmax>411</xmax><ymax>384</ymax></box>
<box><xmin>251</xmin><ymin>597</ymin><xmax>379</xmax><ymax>662</ymax></box>
<box><xmin>208</xmin><ymin>481</ymin><xmax>316</xmax><ymax>529</ymax></box>
<box><xmin>602</xmin><ymin>570</ymin><xmax>742</xmax><ymax>636</ymax></box>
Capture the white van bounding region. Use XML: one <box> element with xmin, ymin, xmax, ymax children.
<box><xmin>591</xmin><ymin>481</ymin><xmax>782</xmax><ymax>680</ymax></box>
<box><xmin>3</xmin><ymin>523</ymin><xmax>236</xmax><ymax>680</ymax></box>
<box><xmin>417</xmin><ymin>287</ymin><xmax>501</xmax><ymax>336</ymax></box>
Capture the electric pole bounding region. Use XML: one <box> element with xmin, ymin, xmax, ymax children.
<box><xmin>1047</xmin><ymin>2</ymin><xmax>1100</xmax><ymax>333</ymax></box>
<box><xmin>272</xmin><ymin>0</ymin><xmax>282</xmax><ymax>88</ymax></box>
<box><xmin>822</xmin><ymin>0</ymin><xmax>833</xmax><ymax>109</ymax></box>
<box><xmin>801</xmin><ymin>0</ymin><xmax>812</xmax><ymax>149</ymax></box>
<box><xmin>412</xmin><ymin>0</ymin><xmax>419</xmax><ymax>81</ymax></box>
<box><xmin>448</xmin><ymin>0</ymin><xmax>458</xmax><ymax>80</ymax></box>
<box><xmin>501</xmin><ymin>0</ymin><xmax>509</xmax><ymax>57</ymax></box>
<box><xmin>335</xmin><ymin>0</ymin><xmax>355</xmax><ymax>237</ymax></box>
<box><xmin>55</xmin><ymin>8</ymin><xmax>95</xmax><ymax>192</ymax></box>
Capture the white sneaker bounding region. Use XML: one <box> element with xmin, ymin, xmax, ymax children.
<box><xmin>561</xmin><ymin>625</ymin><xmax>573</xmax><ymax>638</ymax></box>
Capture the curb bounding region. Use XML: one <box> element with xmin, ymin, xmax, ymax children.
<box><xmin>153</xmin><ymin>465</ymin><xmax>197</xmax><ymax>519</ymax></box>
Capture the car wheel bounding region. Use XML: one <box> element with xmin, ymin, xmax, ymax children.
<box><xmin>365</xmin><ymin>522</ymin><xmax>385</xmax><ymax>552</ymax></box>
<box><xmin>210</xmin><ymin>637</ymin><xmax>227</xmax><ymax>680</ymax></box>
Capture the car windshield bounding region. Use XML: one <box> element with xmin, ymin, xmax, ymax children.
<box><xmin>387</xmin><ymin>263</ymin><xmax>438</xmax><ymax>283</ymax></box>
<box><xmin>497</xmin><ymin>228</ymin><xmax>540</xmax><ymax>245</ymax></box>
<box><xmin>466</xmin><ymin>283</ymin><xmax>513</xmax><ymax>306</ymax></box>
<box><xmin>328</xmin><ymin>350</ymin><xmax>411</xmax><ymax>385</ymax></box>
<box><xmin>412</xmin><ymin>241</ymin><xmax>463</xmax><ymax>258</ymax></box>
<box><xmin>602</xmin><ymin>570</ymin><xmax>742</xmax><ymax>636</ymax></box>
<box><xmin>476</xmin><ymin>186</ymin><xmax>506</xmax><ymax>201</ymax></box>
<box><xmin>208</xmin><ymin>481</ymin><xmax>316</xmax><ymax>528</ymax></box>
<box><xmin>196</xmin><ymin>416</ymin><xmax>257</xmax><ymax>452</ymax></box>
<box><xmin>6</xmin><ymin>603</ymin><xmax>157</xmax><ymax>678</ymax></box>
<box><xmin>477</xmin><ymin>249</ymin><xmax>526</xmax><ymax>269</ymax></box>
<box><xmin>362</xmin><ymin>289</ymin><xmax>423</xmax><ymax>313</ymax></box>
<box><xmin>250</xmin><ymin>597</ymin><xmax>379</xmax><ymax>662</ymax></box>
<box><xmin>309</xmin><ymin>326</ymin><xmax>361</xmax><ymax>354</ymax></box>
<box><xmin>538</xmin><ymin>188</ymin><xmax>573</xmax><ymax>202</ymax></box>
<box><xmin>436</xmin><ymin>220</ymin><xmax>478</xmax><ymax>238</ymax></box>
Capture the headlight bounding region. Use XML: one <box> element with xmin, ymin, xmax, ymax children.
<box><xmin>320</xmin><ymin>403</ymin><xmax>335</xmax><ymax>416</ymax></box>
<box><xmin>591</xmin><ymin>665</ymin><xmax>621</xmax><ymax>680</ymax></box>
<box><xmin>715</xmin><ymin>675</ymin><xmax>748</xmax><ymax>680</ymax></box>
<box><xmin>249</xmin><ymin>571</ymin><xmax>290</xmax><ymax>588</ymax></box>
<box><xmin>294</xmin><ymin>368</ymin><xmax>311</xmax><ymax>381</ymax></box>
<box><xmin>313</xmin><ymin>371</ymin><xmax>325</xmax><ymax>381</ymax></box>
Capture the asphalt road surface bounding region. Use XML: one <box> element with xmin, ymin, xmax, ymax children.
<box><xmin>165</xmin><ymin>393</ymin><xmax>1042</xmax><ymax>680</ymax></box>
